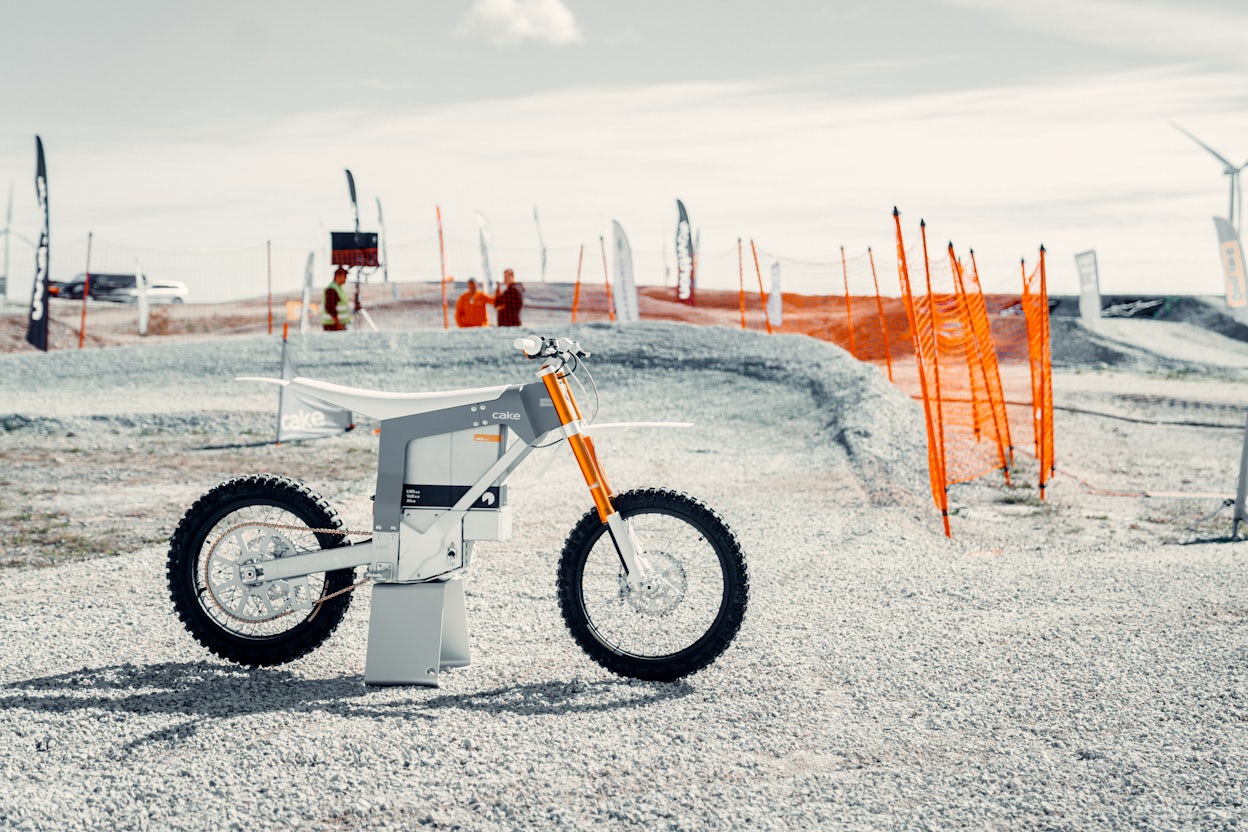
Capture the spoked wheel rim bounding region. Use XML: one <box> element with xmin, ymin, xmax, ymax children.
<box><xmin>195</xmin><ymin>502</ymin><xmax>330</xmax><ymax>640</ymax></box>
<box><xmin>578</xmin><ymin>509</ymin><xmax>728</xmax><ymax>659</ymax></box>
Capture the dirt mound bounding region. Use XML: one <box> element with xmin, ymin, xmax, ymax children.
<box><xmin>1051</xmin><ymin>294</ymin><xmax>1248</xmax><ymax>340</ymax></box>
<box><xmin>1048</xmin><ymin>318</ymin><xmax>1178</xmax><ymax>371</ymax></box>
<box><xmin>0</xmin><ymin>324</ymin><xmax>932</xmax><ymax>571</ymax></box>
<box><xmin>1049</xmin><ymin>315</ymin><xmax>1248</xmax><ymax>374</ymax></box>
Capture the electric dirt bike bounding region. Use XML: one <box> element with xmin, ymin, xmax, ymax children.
<box><xmin>167</xmin><ymin>336</ymin><xmax>749</xmax><ymax>684</ymax></box>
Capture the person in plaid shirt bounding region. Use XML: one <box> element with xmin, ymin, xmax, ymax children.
<box><xmin>494</xmin><ymin>268</ymin><xmax>525</xmax><ymax>327</ymax></box>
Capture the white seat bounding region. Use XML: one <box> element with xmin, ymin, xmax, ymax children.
<box><xmin>248</xmin><ymin>376</ymin><xmax>509</xmax><ymax>421</ymax></box>
<box><xmin>291</xmin><ymin>377</ymin><xmax>510</xmax><ymax>421</ymax></box>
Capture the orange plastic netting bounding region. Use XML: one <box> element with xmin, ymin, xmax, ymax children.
<box><xmin>34</xmin><ymin>220</ymin><xmax>1054</xmax><ymax>534</ymax></box>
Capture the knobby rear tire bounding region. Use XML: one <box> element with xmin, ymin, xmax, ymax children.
<box><xmin>167</xmin><ymin>474</ymin><xmax>355</xmax><ymax>667</ymax></box>
<box><xmin>557</xmin><ymin>488</ymin><xmax>749</xmax><ymax>682</ymax></box>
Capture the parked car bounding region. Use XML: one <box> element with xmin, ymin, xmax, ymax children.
<box><xmin>48</xmin><ymin>273</ymin><xmax>139</xmax><ymax>300</ymax></box>
<box><xmin>103</xmin><ymin>280</ymin><xmax>189</xmax><ymax>305</ymax></box>
<box><xmin>48</xmin><ymin>273</ymin><xmax>189</xmax><ymax>304</ymax></box>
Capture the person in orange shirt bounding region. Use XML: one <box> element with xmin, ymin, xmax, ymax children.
<box><xmin>455</xmin><ymin>278</ymin><xmax>491</xmax><ymax>328</ymax></box>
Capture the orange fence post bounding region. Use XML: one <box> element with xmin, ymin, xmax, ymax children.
<box><xmin>436</xmin><ymin>205</ymin><xmax>449</xmax><ymax>330</ymax></box>
<box><xmin>690</xmin><ymin>243</ymin><xmax>699</xmax><ymax>308</ymax></box>
<box><xmin>749</xmin><ymin>239</ymin><xmax>773</xmax><ymax>335</ymax></box>
<box><xmin>840</xmin><ymin>245</ymin><xmax>858</xmax><ymax>358</ymax></box>
<box><xmin>1021</xmin><ymin>250</ymin><xmax>1054</xmax><ymax>499</ymax></box>
<box><xmin>78</xmin><ymin>231</ymin><xmax>93</xmax><ymax>349</ymax></box>
<box><xmin>1038</xmin><ymin>246</ymin><xmax>1054</xmax><ymax>486</ymax></box>
<box><xmin>571</xmin><ymin>244</ymin><xmax>585</xmax><ymax>323</ymax></box>
<box><xmin>867</xmin><ymin>246</ymin><xmax>893</xmax><ymax>382</ymax></box>
<box><xmin>895</xmin><ymin>209</ymin><xmax>950</xmax><ymax>536</ymax></box>
<box><xmin>599</xmin><ymin>235</ymin><xmax>615</xmax><ymax>322</ymax></box>
<box><xmin>1023</xmin><ymin>247</ymin><xmax>1055</xmax><ymax>498</ymax></box>
<box><xmin>919</xmin><ymin>220</ymin><xmax>950</xmax><ymax>535</ymax></box>
<box><xmin>737</xmin><ymin>238</ymin><xmax>747</xmax><ymax>330</ymax></box>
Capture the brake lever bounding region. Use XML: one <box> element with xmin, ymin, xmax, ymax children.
<box><xmin>557</xmin><ymin>337</ymin><xmax>590</xmax><ymax>359</ymax></box>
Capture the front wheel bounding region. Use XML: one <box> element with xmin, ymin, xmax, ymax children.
<box><xmin>557</xmin><ymin>489</ymin><xmax>748</xmax><ymax>681</ymax></box>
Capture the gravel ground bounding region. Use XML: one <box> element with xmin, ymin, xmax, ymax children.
<box><xmin>1</xmin><ymin>321</ymin><xmax>1246</xmax><ymax>830</ymax></box>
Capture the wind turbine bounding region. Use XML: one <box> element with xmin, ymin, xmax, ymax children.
<box><xmin>1173</xmin><ymin>122</ymin><xmax>1248</xmax><ymax>236</ymax></box>
<box><xmin>2</xmin><ymin>182</ymin><xmax>11</xmax><ymax>300</ymax></box>
<box><xmin>533</xmin><ymin>206</ymin><xmax>547</xmax><ymax>282</ymax></box>
<box><xmin>1</xmin><ymin>182</ymin><xmax>37</xmax><ymax>302</ymax></box>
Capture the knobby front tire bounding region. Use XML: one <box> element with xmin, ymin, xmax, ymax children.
<box><xmin>167</xmin><ymin>474</ymin><xmax>356</xmax><ymax>667</ymax></box>
<box><xmin>557</xmin><ymin>488</ymin><xmax>749</xmax><ymax>681</ymax></box>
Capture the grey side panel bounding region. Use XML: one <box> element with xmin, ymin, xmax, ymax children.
<box><xmin>373</xmin><ymin>383</ymin><xmax>557</xmax><ymax>532</ymax></box>
<box><xmin>520</xmin><ymin>382</ymin><xmax>564</xmax><ymax>437</ymax></box>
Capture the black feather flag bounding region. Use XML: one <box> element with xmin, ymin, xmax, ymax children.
<box><xmin>26</xmin><ymin>136</ymin><xmax>50</xmax><ymax>351</ymax></box>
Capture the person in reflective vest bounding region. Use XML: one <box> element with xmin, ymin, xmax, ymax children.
<box><xmin>323</xmin><ymin>267</ymin><xmax>352</xmax><ymax>331</ymax></box>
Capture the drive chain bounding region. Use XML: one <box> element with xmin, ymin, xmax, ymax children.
<box><xmin>204</xmin><ymin>521</ymin><xmax>373</xmax><ymax>625</ymax></box>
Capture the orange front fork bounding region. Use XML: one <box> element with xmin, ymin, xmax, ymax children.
<box><xmin>540</xmin><ymin>367</ymin><xmax>616</xmax><ymax>521</ymax></box>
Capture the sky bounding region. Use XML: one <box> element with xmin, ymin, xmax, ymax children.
<box><xmin>2</xmin><ymin>0</ymin><xmax>1248</xmax><ymax>300</ymax></box>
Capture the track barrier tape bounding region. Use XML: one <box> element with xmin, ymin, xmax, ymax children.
<box><xmin>1052</xmin><ymin>404</ymin><xmax>1243</xmax><ymax>431</ymax></box>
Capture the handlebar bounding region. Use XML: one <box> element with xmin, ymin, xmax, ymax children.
<box><xmin>514</xmin><ymin>336</ymin><xmax>590</xmax><ymax>361</ymax></box>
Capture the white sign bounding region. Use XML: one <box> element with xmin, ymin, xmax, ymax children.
<box><xmin>611</xmin><ymin>220</ymin><xmax>640</xmax><ymax>323</ymax></box>
<box><xmin>276</xmin><ymin>338</ymin><xmax>353</xmax><ymax>442</ymax></box>
<box><xmin>1074</xmin><ymin>250</ymin><xmax>1100</xmax><ymax>322</ymax></box>
<box><xmin>136</xmin><ymin>262</ymin><xmax>150</xmax><ymax>336</ymax></box>
<box><xmin>767</xmin><ymin>261</ymin><xmax>783</xmax><ymax>328</ymax></box>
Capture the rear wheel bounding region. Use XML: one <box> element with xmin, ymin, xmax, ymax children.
<box><xmin>167</xmin><ymin>474</ymin><xmax>356</xmax><ymax>666</ymax></box>
<box><xmin>557</xmin><ymin>489</ymin><xmax>748</xmax><ymax>681</ymax></box>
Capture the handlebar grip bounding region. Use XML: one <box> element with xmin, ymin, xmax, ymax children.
<box><xmin>514</xmin><ymin>336</ymin><xmax>542</xmax><ymax>357</ymax></box>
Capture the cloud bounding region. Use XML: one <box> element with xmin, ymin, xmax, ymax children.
<box><xmin>458</xmin><ymin>0</ymin><xmax>583</xmax><ymax>47</ymax></box>
<box><xmin>943</xmin><ymin>0</ymin><xmax>1248</xmax><ymax>69</ymax></box>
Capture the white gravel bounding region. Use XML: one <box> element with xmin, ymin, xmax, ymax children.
<box><xmin>1</xmin><ymin>322</ymin><xmax>1246</xmax><ymax>830</ymax></box>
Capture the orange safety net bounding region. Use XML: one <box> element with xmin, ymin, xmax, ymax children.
<box><xmin>887</xmin><ymin>213</ymin><xmax>1017</xmax><ymax>535</ymax></box>
<box><xmin>749</xmin><ymin>240</ymin><xmax>775</xmax><ymax>336</ymax></box>
<box><xmin>839</xmin><ymin>246</ymin><xmax>899</xmax><ymax>379</ymax></box>
<box><xmin>954</xmin><ymin>248</ymin><xmax>1014</xmax><ymax>477</ymax></box>
<box><xmin>739</xmin><ymin>244</ymin><xmax>913</xmax><ymax>379</ymax></box>
<box><xmin>26</xmin><ymin>224</ymin><xmax>1053</xmax><ymax>536</ymax></box>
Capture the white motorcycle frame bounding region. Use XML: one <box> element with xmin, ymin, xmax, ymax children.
<box><xmin>239</xmin><ymin>338</ymin><xmax>685</xmax><ymax>685</ymax></box>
